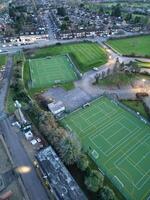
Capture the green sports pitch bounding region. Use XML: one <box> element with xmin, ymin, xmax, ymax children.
<box><xmin>29</xmin><ymin>55</ymin><xmax>78</xmax><ymax>88</ymax></box>
<box><xmin>106</xmin><ymin>35</ymin><xmax>150</xmax><ymax>57</ymax></box>
<box><xmin>61</xmin><ymin>97</ymin><xmax>150</xmax><ymax>200</ymax></box>
<box><xmin>29</xmin><ymin>42</ymin><xmax>108</xmax><ymax>72</ymax></box>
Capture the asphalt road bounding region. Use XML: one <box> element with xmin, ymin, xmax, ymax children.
<box><xmin>0</xmin><ymin>118</ymin><xmax>49</xmax><ymax>200</ymax></box>
<box><xmin>0</xmin><ymin>57</ymin><xmax>49</xmax><ymax>200</ymax></box>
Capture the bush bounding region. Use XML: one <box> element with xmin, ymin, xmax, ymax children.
<box><xmin>77</xmin><ymin>153</ymin><xmax>89</xmax><ymax>171</ymax></box>
<box><xmin>84</xmin><ymin>170</ymin><xmax>104</xmax><ymax>192</ymax></box>
<box><xmin>98</xmin><ymin>186</ymin><xmax>115</xmax><ymax>200</ymax></box>
<box><xmin>136</xmin><ymin>92</ymin><xmax>149</xmax><ymax>99</ymax></box>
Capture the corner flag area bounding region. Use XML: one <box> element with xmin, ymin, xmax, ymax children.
<box><xmin>29</xmin><ymin>55</ymin><xmax>78</xmax><ymax>88</ymax></box>
<box><xmin>61</xmin><ymin>97</ymin><xmax>150</xmax><ymax>200</ymax></box>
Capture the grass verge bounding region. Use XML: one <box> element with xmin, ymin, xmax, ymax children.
<box><xmin>121</xmin><ymin>100</ymin><xmax>149</xmax><ymax>120</ymax></box>
<box><xmin>0</xmin><ymin>55</ymin><xmax>6</xmax><ymax>69</ymax></box>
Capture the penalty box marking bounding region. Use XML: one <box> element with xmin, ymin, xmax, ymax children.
<box><xmin>114</xmin><ymin>134</ymin><xmax>148</xmax><ymax>168</ymax></box>
<box><xmin>114</xmin><ymin>135</ymin><xmax>150</xmax><ymax>189</ymax></box>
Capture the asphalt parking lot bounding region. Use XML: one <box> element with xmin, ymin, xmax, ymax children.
<box><xmin>43</xmin><ymin>87</ymin><xmax>92</xmax><ymax>112</ymax></box>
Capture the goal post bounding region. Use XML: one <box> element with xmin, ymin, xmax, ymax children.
<box><xmin>91</xmin><ymin>149</ymin><xmax>99</xmax><ymax>159</ymax></box>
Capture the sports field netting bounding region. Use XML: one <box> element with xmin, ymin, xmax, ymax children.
<box><xmin>29</xmin><ymin>55</ymin><xmax>77</xmax><ymax>88</ymax></box>
<box><xmin>61</xmin><ymin>97</ymin><xmax>150</xmax><ymax>200</ymax></box>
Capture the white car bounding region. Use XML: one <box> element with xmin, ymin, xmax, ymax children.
<box><xmin>93</xmin><ymin>67</ymin><xmax>98</xmax><ymax>71</ymax></box>
<box><xmin>11</xmin><ymin>121</ymin><xmax>21</xmax><ymax>129</ymax></box>
<box><xmin>24</xmin><ymin>131</ymin><xmax>33</xmax><ymax>140</ymax></box>
<box><xmin>30</xmin><ymin>139</ymin><xmax>37</xmax><ymax>146</ymax></box>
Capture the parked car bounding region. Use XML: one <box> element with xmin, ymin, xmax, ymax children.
<box><xmin>24</xmin><ymin>131</ymin><xmax>33</xmax><ymax>140</ymax></box>
<box><xmin>93</xmin><ymin>67</ymin><xmax>98</xmax><ymax>71</ymax></box>
<box><xmin>11</xmin><ymin>121</ymin><xmax>21</xmax><ymax>129</ymax></box>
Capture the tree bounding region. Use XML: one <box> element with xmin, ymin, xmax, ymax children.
<box><xmin>77</xmin><ymin>153</ymin><xmax>89</xmax><ymax>171</ymax></box>
<box><xmin>61</xmin><ymin>22</ymin><xmax>68</xmax><ymax>31</ymax></box>
<box><xmin>134</xmin><ymin>16</ymin><xmax>141</xmax><ymax>24</ymax></box>
<box><xmin>113</xmin><ymin>59</ymin><xmax>120</xmax><ymax>74</ymax></box>
<box><xmin>107</xmin><ymin>68</ymin><xmax>111</xmax><ymax>76</ymax></box>
<box><xmin>57</xmin><ymin>7</ymin><xmax>66</xmax><ymax>16</ymax></box>
<box><xmin>57</xmin><ymin>134</ymin><xmax>81</xmax><ymax>165</ymax></box>
<box><xmin>94</xmin><ymin>73</ymin><xmax>100</xmax><ymax>84</ymax></box>
<box><xmin>125</xmin><ymin>13</ymin><xmax>132</xmax><ymax>22</ymax></box>
<box><xmin>28</xmin><ymin>101</ymin><xmax>43</xmax><ymax>124</ymax></box>
<box><xmin>111</xmin><ymin>4</ymin><xmax>121</xmax><ymax>17</ymax></box>
<box><xmin>84</xmin><ymin>170</ymin><xmax>104</xmax><ymax>192</ymax></box>
<box><xmin>64</xmin><ymin>16</ymin><xmax>69</xmax><ymax>21</ymax></box>
<box><xmin>127</xmin><ymin>61</ymin><xmax>140</xmax><ymax>73</ymax></box>
<box><xmin>79</xmin><ymin>3</ymin><xmax>84</xmax><ymax>8</ymax></box>
<box><xmin>98</xmin><ymin>186</ymin><xmax>115</xmax><ymax>200</ymax></box>
<box><xmin>120</xmin><ymin>62</ymin><xmax>125</xmax><ymax>71</ymax></box>
<box><xmin>102</xmin><ymin>71</ymin><xmax>105</xmax><ymax>79</ymax></box>
<box><xmin>98</xmin><ymin>6</ymin><xmax>104</xmax><ymax>15</ymax></box>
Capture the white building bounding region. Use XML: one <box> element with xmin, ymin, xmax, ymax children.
<box><xmin>48</xmin><ymin>101</ymin><xmax>65</xmax><ymax>116</ymax></box>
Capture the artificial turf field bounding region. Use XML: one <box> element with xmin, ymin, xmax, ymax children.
<box><xmin>61</xmin><ymin>97</ymin><xmax>150</xmax><ymax>200</ymax></box>
<box><xmin>29</xmin><ymin>42</ymin><xmax>108</xmax><ymax>72</ymax></box>
<box><xmin>106</xmin><ymin>35</ymin><xmax>150</xmax><ymax>57</ymax></box>
<box><xmin>29</xmin><ymin>55</ymin><xmax>78</xmax><ymax>88</ymax></box>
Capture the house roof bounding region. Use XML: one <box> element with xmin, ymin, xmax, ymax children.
<box><xmin>48</xmin><ymin>101</ymin><xmax>65</xmax><ymax>115</ymax></box>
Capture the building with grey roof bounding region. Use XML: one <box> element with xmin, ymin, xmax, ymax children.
<box><xmin>48</xmin><ymin>101</ymin><xmax>65</xmax><ymax>116</ymax></box>
<box><xmin>36</xmin><ymin>146</ymin><xmax>87</xmax><ymax>200</ymax></box>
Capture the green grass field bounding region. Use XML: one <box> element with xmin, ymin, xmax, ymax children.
<box><xmin>98</xmin><ymin>72</ymin><xmax>150</xmax><ymax>87</ymax></box>
<box><xmin>29</xmin><ymin>55</ymin><xmax>77</xmax><ymax>89</ymax></box>
<box><xmin>28</xmin><ymin>42</ymin><xmax>107</xmax><ymax>72</ymax></box>
<box><xmin>61</xmin><ymin>97</ymin><xmax>150</xmax><ymax>200</ymax></box>
<box><xmin>0</xmin><ymin>55</ymin><xmax>6</xmax><ymax>68</ymax></box>
<box><xmin>107</xmin><ymin>35</ymin><xmax>150</xmax><ymax>57</ymax></box>
<box><xmin>137</xmin><ymin>61</ymin><xmax>150</xmax><ymax>69</ymax></box>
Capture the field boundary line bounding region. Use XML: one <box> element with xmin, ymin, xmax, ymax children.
<box><xmin>107</xmin><ymin>126</ymin><xmax>124</xmax><ymax>140</ymax></box>
<box><xmin>114</xmin><ymin>132</ymin><xmax>148</xmax><ymax>166</ymax></box>
<box><xmin>136</xmin><ymin>169</ymin><xmax>150</xmax><ymax>189</ymax></box>
<box><xmin>105</xmin><ymin>126</ymin><xmax>141</xmax><ymax>156</ymax></box>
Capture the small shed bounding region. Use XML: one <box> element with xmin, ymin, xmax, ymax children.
<box><xmin>48</xmin><ymin>101</ymin><xmax>65</xmax><ymax>115</ymax></box>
